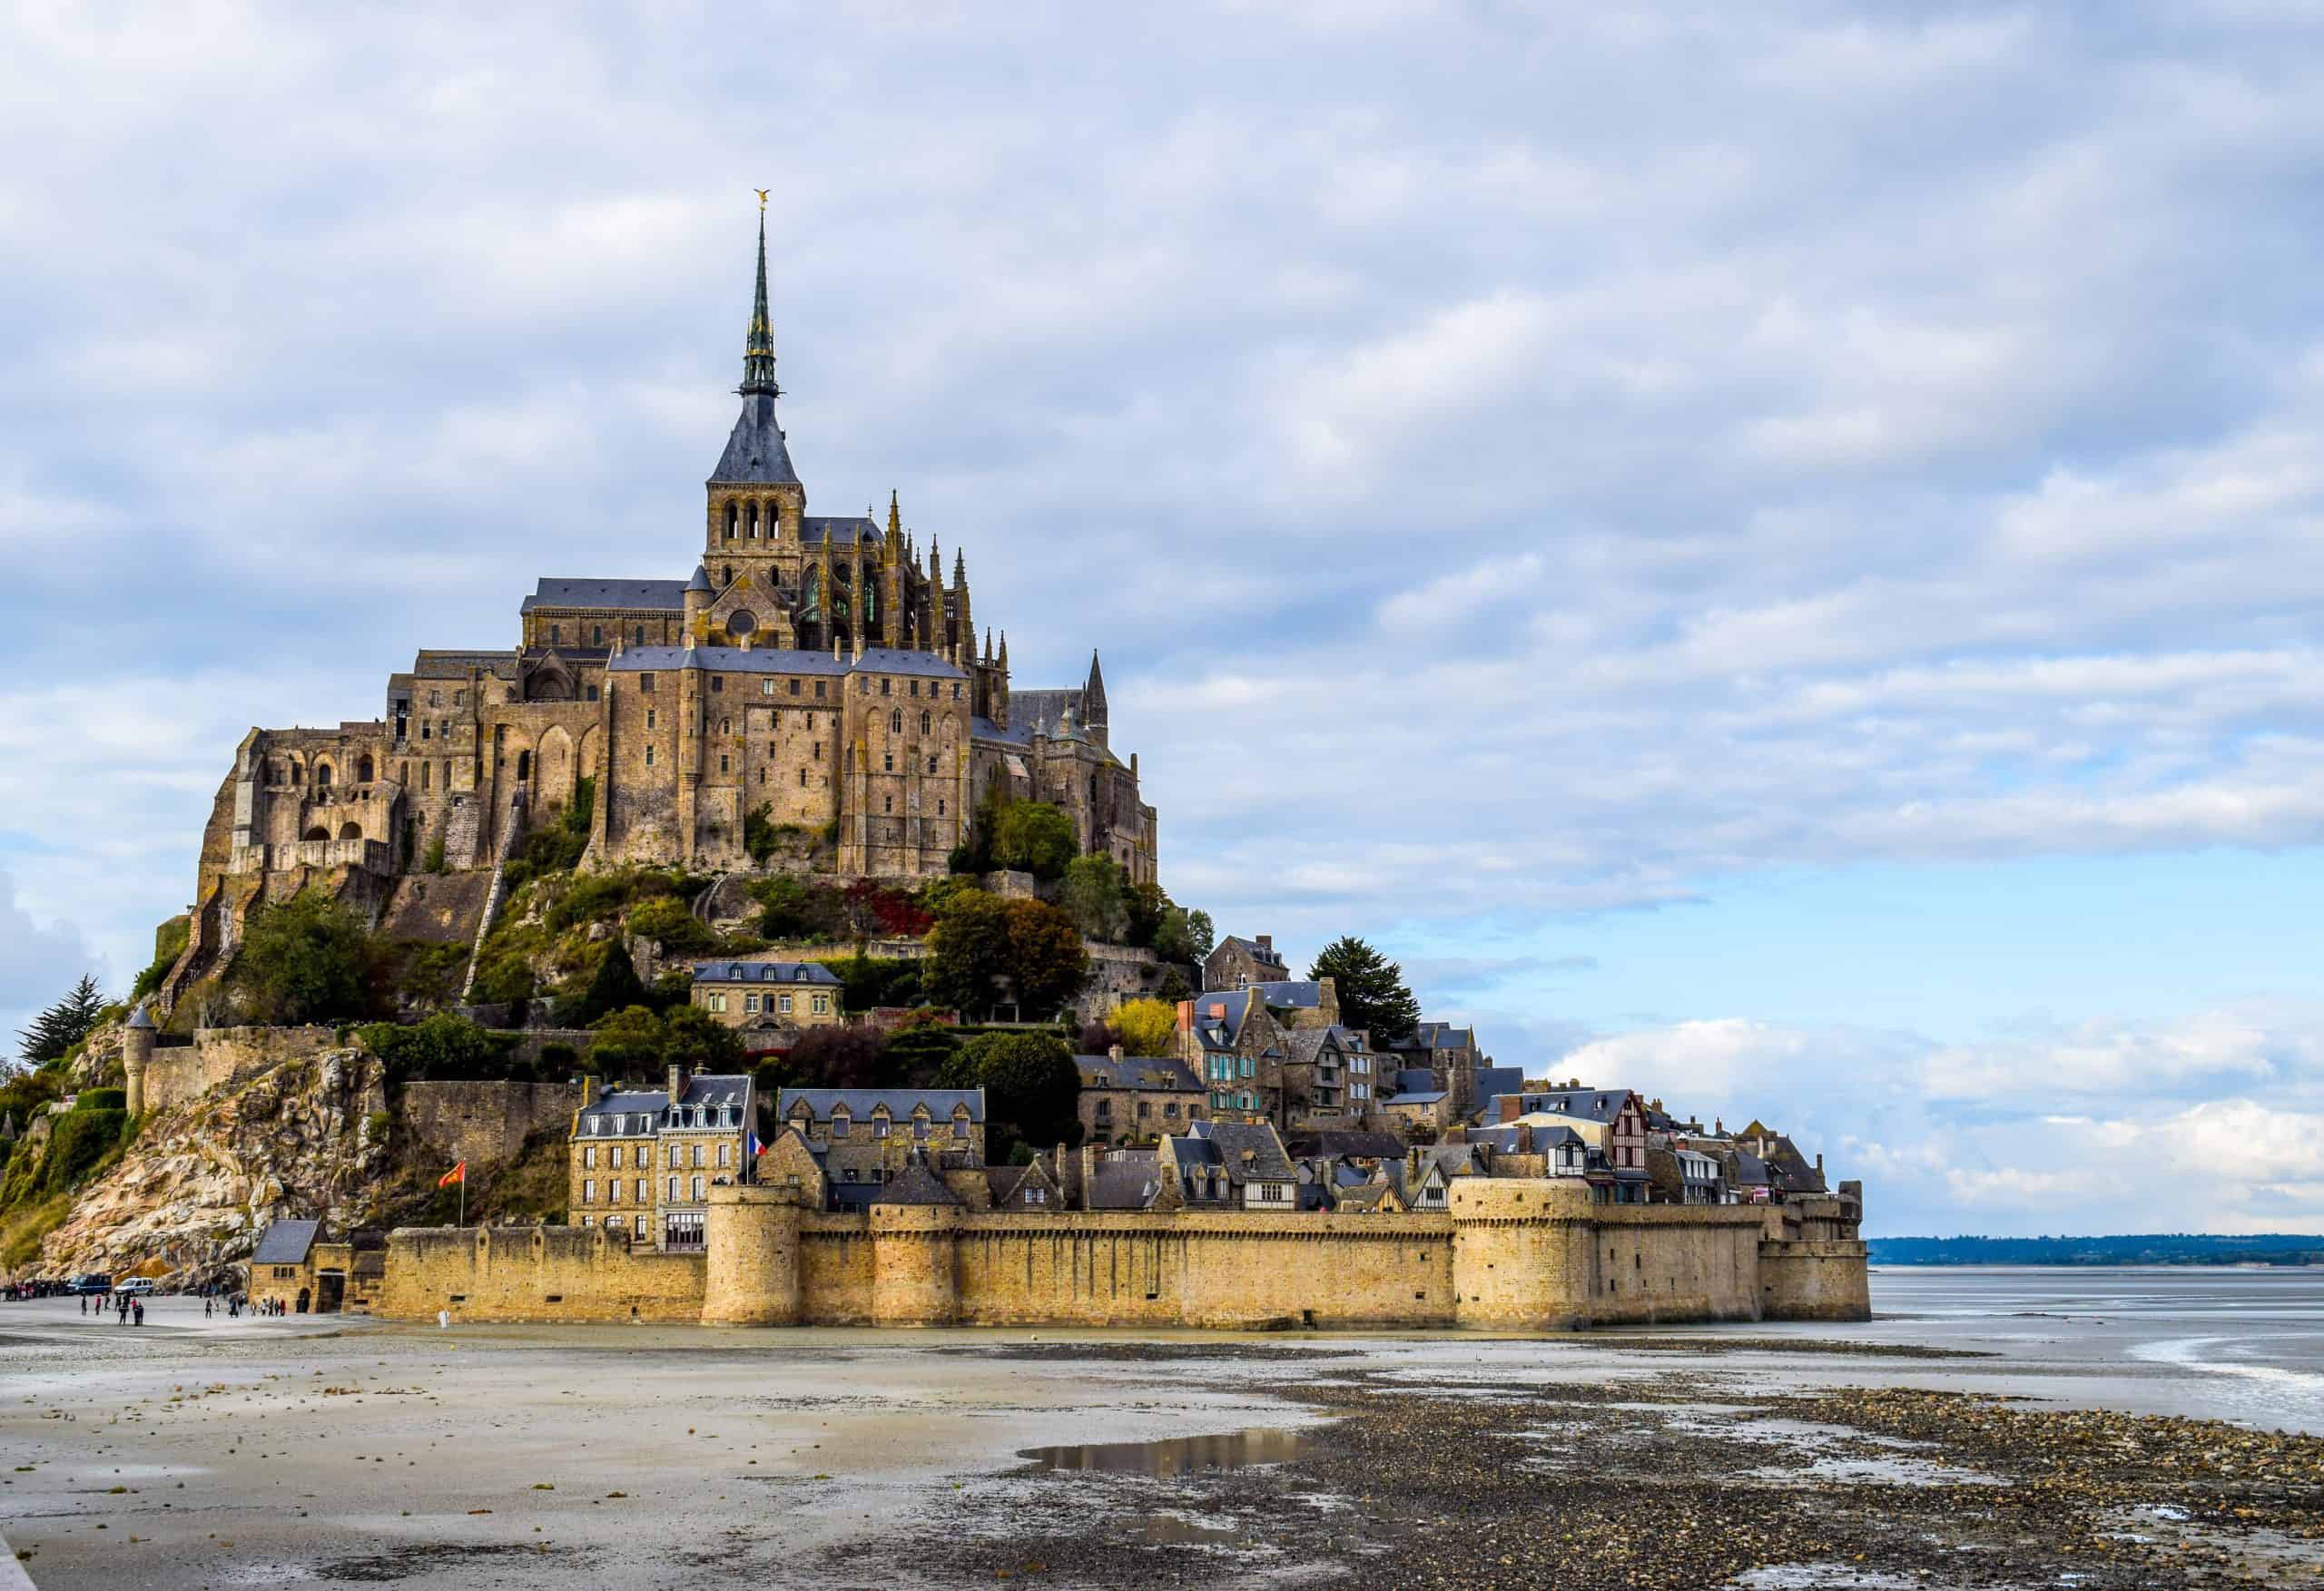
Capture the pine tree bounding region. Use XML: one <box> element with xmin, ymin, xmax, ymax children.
<box><xmin>1308</xmin><ymin>937</ymin><xmax>1421</xmax><ymax>1046</ymax></box>
<box><xmin>16</xmin><ymin>975</ymin><xmax>107</xmax><ymax>1066</ymax></box>
<box><xmin>568</xmin><ymin>940</ymin><xmax>649</xmax><ymax>1028</ymax></box>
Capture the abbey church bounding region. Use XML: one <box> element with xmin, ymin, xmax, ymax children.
<box><xmin>172</xmin><ymin>213</ymin><xmax>1156</xmax><ymax>990</ymax></box>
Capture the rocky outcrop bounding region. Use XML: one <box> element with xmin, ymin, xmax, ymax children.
<box><xmin>34</xmin><ymin>1048</ymin><xmax>392</xmax><ymax>1288</ymax></box>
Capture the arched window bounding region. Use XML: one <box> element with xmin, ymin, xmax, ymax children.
<box><xmin>634</xmin><ymin>625</ymin><xmax>644</xmax><ymax>645</ymax></box>
<box><xmin>802</xmin><ymin>569</ymin><xmax>820</xmax><ymax>622</ymax></box>
<box><xmin>720</xmin><ymin>719</ymin><xmax>731</xmax><ymax>736</ymax></box>
<box><xmin>919</xmin><ymin>711</ymin><xmax>931</xmax><ymax>735</ymax></box>
<box><xmin>593</xmin><ymin>625</ymin><xmax>603</xmax><ymax>645</ymax></box>
<box><xmin>357</xmin><ymin>754</ymin><xmax>374</xmax><ymax>782</ymax></box>
<box><xmin>725</xmin><ymin>503</ymin><xmax>738</xmax><ymax>541</ymax></box>
<box><xmin>889</xmin><ymin>708</ymin><xmax>902</xmax><ymax>733</ymax></box>
<box><xmin>420</xmin><ymin>762</ymin><xmax>431</xmax><ymax>791</ymax></box>
<box><xmin>339</xmin><ymin>821</ymin><xmax>361</xmax><ymax>840</ymax></box>
<box><xmin>723</xmin><ymin>565</ymin><xmax>734</xmax><ymax>585</ymax></box>
<box><xmin>302</xmin><ymin>826</ymin><xmax>329</xmax><ymax>841</ymax></box>
<box><xmin>516</xmin><ymin>750</ymin><xmax>530</xmax><ymax>782</ymax></box>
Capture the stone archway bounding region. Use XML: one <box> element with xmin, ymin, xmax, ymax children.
<box><xmin>338</xmin><ymin>821</ymin><xmax>362</xmax><ymax>840</ymax></box>
<box><xmin>537</xmin><ymin>724</ymin><xmax>576</xmax><ymax>808</ymax></box>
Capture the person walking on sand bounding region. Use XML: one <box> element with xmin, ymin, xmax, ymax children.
<box><xmin>132</xmin><ymin>1298</ymin><xmax>143</xmax><ymax>1327</ymax></box>
<box><xmin>79</xmin><ymin>1292</ymin><xmax>86</xmax><ymax>1317</ymax></box>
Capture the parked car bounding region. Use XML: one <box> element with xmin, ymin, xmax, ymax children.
<box><xmin>113</xmin><ymin>1278</ymin><xmax>157</xmax><ymax>1297</ymax></box>
<box><xmin>70</xmin><ymin>1273</ymin><xmax>113</xmax><ymax>1295</ymax></box>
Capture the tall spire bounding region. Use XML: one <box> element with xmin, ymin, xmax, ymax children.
<box><xmin>740</xmin><ymin>200</ymin><xmax>780</xmax><ymax>398</ymax></box>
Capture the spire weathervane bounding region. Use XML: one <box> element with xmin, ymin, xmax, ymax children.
<box><xmin>740</xmin><ymin>194</ymin><xmax>780</xmax><ymax>398</ymax></box>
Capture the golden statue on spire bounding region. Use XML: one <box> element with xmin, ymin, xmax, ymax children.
<box><xmin>754</xmin><ymin>187</ymin><xmax>770</xmax><ymax>211</ymax></box>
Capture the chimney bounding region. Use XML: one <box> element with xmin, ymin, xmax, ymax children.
<box><xmin>580</xmin><ymin>1074</ymin><xmax>597</xmax><ymax>1108</ymax></box>
<box><xmin>1816</xmin><ymin>1152</ymin><xmax>1824</xmax><ymax>1177</ymax></box>
<box><xmin>1108</xmin><ymin>1044</ymin><xmax>1123</xmax><ymax>1061</ymax></box>
<box><xmin>1256</xmin><ymin>935</ymin><xmax>1272</xmax><ymax>955</ymax></box>
<box><xmin>668</xmin><ymin>1064</ymin><xmax>685</xmax><ymax>1105</ymax></box>
<box><xmin>1499</xmin><ymin>1095</ymin><xmax>1520</xmax><ymax>1124</ymax></box>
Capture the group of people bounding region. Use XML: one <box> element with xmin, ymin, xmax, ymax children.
<box><xmin>82</xmin><ymin>1290</ymin><xmax>144</xmax><ymax>1326</ymax></box>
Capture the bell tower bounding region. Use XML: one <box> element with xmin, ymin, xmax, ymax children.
<box><xmin>706</xmin><ymin>200</ymin><xmax>806</xmax><ymax>584</ymax></box>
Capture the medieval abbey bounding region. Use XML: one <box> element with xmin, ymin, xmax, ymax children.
<box><xmin>174</xmin><ymin>214</ymin><xmax>1156</xmax><ymax>974</ymax></box>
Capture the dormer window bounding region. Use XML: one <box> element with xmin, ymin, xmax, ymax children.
<box><xmin>873</xmin><ymin>1116</ymin><xmax>891</xmax><ymax>1138</ymax></box>
<box><xmin>832</xmin><ymin>1113</ymin><xmax>850</xmax><ymax>1140</ymax></box>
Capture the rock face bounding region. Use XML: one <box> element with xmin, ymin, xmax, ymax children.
<box><xmin>36</xmin><ymin>1048</ymin><xmax>392</xmax><ymax>1287</ymax></box>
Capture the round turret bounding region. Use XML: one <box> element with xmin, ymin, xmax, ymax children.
<box><xmin>123</xmin><ymin>1003</ymin><xmax>155</xmax><ymax>1116</ymax></box>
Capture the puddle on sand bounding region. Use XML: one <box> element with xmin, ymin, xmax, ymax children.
<box><xmin>1019</xmin><ymin>1427</ymin><xmax>1313</xmax><ymax>1477</ymax></box>
<box><xmin>1730</xmin><ymin>1566</ymin><xmax>1920</xmax><ymax>1589</ymax></box>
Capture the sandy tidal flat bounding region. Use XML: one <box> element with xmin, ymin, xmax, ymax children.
<box><xmin>0</xmin><ymin>1270</ymin><xmax>2319</xmax><ymax>1588</ymax></box>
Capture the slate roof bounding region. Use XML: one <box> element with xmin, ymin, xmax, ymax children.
<box><xmin>1168</xmin><ymin>1120</ymin><xmax>1295</xmax><ymax>1185</ymax></box>
<box><xmin>1076</xmin><ymin>1055</ymin><xmax>1202</xmax><ymax>1093</ymax></box>
<box><xmin>1761</xmin><ymin>1134</ymin><xmax>1827</xmax><ymax>1195</ymax></box>
<box><xmin>1505</xmin><ymin>1086</ymin><xmax>1640</xmax><ymax>1126</ymax></box>
<box><xmin>1283</xmin><ymin>1026</ymin><xmax>1366</xmax><ymax>1068</ymax></box>
<box><xmin>711</xmin><ymin>392</ymin><xmax>801</xmax><ymax>485</ymax></box>
<box><xmin>1411</xmin><ymin>1021</ymin><xmax>1476</xmax><ymax>1051</ymax></box>
<box><xmin>799</xmin><ymin>515</ymin><xmax>876</xmax><ymax>547</ymax></box>
<box><xmin>606</xmin><ymin>645</ymin><xmax>965</xmax><ymax>680</ymax></box>
<box><xmin>252</xmin><ymin>1219</ymin><xmax>321</xmax><ymax>1266</ymax></box>
<box><xmin>1246</xmin><ymin>979</ymin><xmax>1324</xmax><ymax>1009</ymax></box>
<box><xmin>126</xmin><ymin>1004</ymin><xmax>154</xmax><ymax>1031</ymax></box>
<box><xmin>1285</xmin><ymin>1129</ymin><xmax>1405</xmax><ymax>1162</ymax></box>
<box><xmin>1216</xmin><ymin>935</ymin><xmax>1287</xmax><ymax>968</ymax></box>
<box><xmin>1472</xmin><ymin>1066</ymin><xmax>1522</xmax><ymax>1105</ymax></box>
<box><xmin>1391</xmin><ymin>1067</ymin><xmax>1440</xmax><ymax>1095</ymax></box>
<box><xmin>522</xmin><ymin>578</ymin><xmax>690</xmax><ymax>614</ymax></box>
<box><xmin>1333</xmin><ymin>1180</ymin><xmax>1398</xmax><ymax>1213</ymax></box>
<box><xmin>575</xmin><ymin>1074</ymin><xmax>752</xmax><ymax>1133</ymax></box>
<box><xmin>968</xmin><ymin>712</ymin><xmax>1125</xmax><ymax>767</ymax></box>
<box><xmin>1010</xmin><ymin>689</ymin><xmax>1090</xmax><ymax>739</ymax></box>
<box><xmin>1087</xmin><ymin>1154</ymin><xmax>1163</xmax><ymax>1211</ymax></box>
<box><xmin>692</xmin><ymin>959</ymin><xmax>843</xmax><ymax>987</ymax></box>
<box><xmin>872</xmin><ymin>1158</ymin><xmax>960</xmax><ymax>1207</ymax></box>
<box><xmin>1387</xmin><ymin>1090</ymin><xmax>1448</xmax><ymax>1106</ymax></box>
<box><xmin>780</xmin><ymin>1087</ymin><xmax>986</xmax><ymax>1125</ymax></box>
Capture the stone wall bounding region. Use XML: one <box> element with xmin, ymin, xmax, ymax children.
<box><xmin>377</xmin><ymin>1224</ymin><xmax>706</xmax><ymax>1322</ymax></box>
<box><xmin>143</xmin><ymin>1026</ymin><xmax>340</xmax><ymax>1114</ymax></box>
<box><xmin>380</xmin><ymin>1183</ymin><xmax>1870</xmax><ymax>1331</ymax></box>
<box><xmin>400</xmin><ymin>1081</ymin><xmax>575</xmax><ymax>1171</ymax></box>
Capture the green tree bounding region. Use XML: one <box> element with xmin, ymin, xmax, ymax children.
<box><xmin>1157</xmin><ymin>966</ymin><xmax>1192</xmax><ymax>1004</ymax></box>
<box><xmin>15</xmin><ymin>975</ymin><xmax>108</xmax><ymax>1065</ymax></box>
<box><xmin>236</xmin><ymin>891</ymin><xmax>372</xmax><ymax>1024</ymax></box>
<box><xmin>923</xmin><ymin>889</ymin><xmax>1010</xmax><ymax>1015</ymax></box>
<box><xmin>883</xmin><ymin>1015</ymin><xmax>962</xmax><ymax>1085</ymax></box>
<box><xmin>358</xmin><ymin>1013</ymin><xmax>505</xmax><ymax>1080</ymax></box>
<box><xmin>958</xmin><ymin>1030</ymin><xmax>1079</xmax><ymax>1162</ymax></box>
<box><xmin>1059</xmin><ymin>856</ymin><xmax>1128</xmax><ymax>943</ymax></box>
<box><xmin>586</xmin><ymin>1006</ymin><xmax>665</xmax><ymax>1079</ymax></box>
<box><xmin>566</xmin><ymin>940</ymin><xmax>648</xmax><ymax>1027</ymax></box>
<box><xmin>993</xmin><ymin>800</ymin><xmax>1077</xmax><ymax>880</ymax></box>
<box><xmin>661</xmin><ymin>1004</ymin><xmax>747</xmax><ymax>1073</ymax></box>
<box><xmin>743</xmin><ymin>803</ymin><xmax>781</xmax><ymax>865</ymax></box>
<box><xmin>1308</xmin><ymin>936</ymin><xmax>1422</xmax><ymax>1046</ymax></box>
<box><xmin>1003</xmin><ymin>899</ymin><xmax>1091</xmax><ymax>1018</ymax></box>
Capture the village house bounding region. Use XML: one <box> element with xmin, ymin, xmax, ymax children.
<box><xmin>1076</xmin><ymin>1046</ymin><xmax>1206</xmax><ymax>1144</ymax></box>
<box><xmin>1281</xmin><ymin>1025</ymin><xmax>1379</xmax><ymax>1127</ymax></box>
<box><xmin>778</xmin><ymin>1087</ymin><xmax>986</xmax><ymax>1192</ymax></box>
<box><xmin>690</xmin><ymin>958</ymin><xmax>845</xmax><ymax>1035</ymax></box>
<box><xmin>1180</xmin><ymin>987</ymin><xmax>1286</xmax><ymax>1123</ymax></box>
<box><xmin>1485</xmin><ymin>1085</ymin><xmax>1652</xmax><ymax>1204</ymax></box>
<box><xmin>571</xmin><ymin>1066</ymin><xmax>755</xmax><ymax>1251</ymax></box>
<box><xmin>1154</xmin><ymin>1119</ymin><xmax>1297</xmax><ymax>1212</ymax></box>
<box><xmin>1202</xmin><ymin>932</ymin><xmax>1288</xmax><ymax>991</ymax></box>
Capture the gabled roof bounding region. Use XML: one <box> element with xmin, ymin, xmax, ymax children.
<box><xmin>693</xmin><ymin>959</ymin><xmax>843</xmax><ymax>987</ymax></box>
<box><xmin>1087</xmin><ymin>1153</ymin><xmax>1162</xmax><ymax>1211</ymax></box>
<box><xmin>1391</xmin><ymin>1067</ymin><xmax>1439</xmax><ymax>1095</ymax></box>
<box><xmin>781</xmin><ymin>1087</ymin><xmax>985</xmax><ymax>1124</ymax></box>
<box><xmin>1246</xmin><ymin>979</ymin><xmax>1323</xmax><ymax>1009</ymax></box>
<box><xmin>872</xmin><ymin>1158</ymin><xmax>960</xmax><ymax>1207</ymax></box>
<box><xmin>1169</xmin><ymin>1119</ymin><xmax>1295</xmax><ymax>1184</ymax></box>
<box><xmin>252</xmin><ymin>1219</ymin><xmax>321</xmax><ymax>1266</ymax></box>
<box><xmin>1283</xmin><ymin>1026</ymin><xmax>1365</xmax><ymax>1068</ymax></box>
<box><xmin>522</xmin><ymin>578</ymin><xmax>689</xmax><ymax>614</ymax></box>
<box><xmin>1503</xmin><ymin>1086</ymin><xmax>1640</xmax><ymax>1126</ymax></box>
<box><xmin>798</xmin><ymin>515</ymin><xmax>875</xmax><ymax>547</ymax></box>
<box><xmin>1215</xmin><ymin>935</ymin><xmax>1287</xmax><ymax>967</ymax></box>
<box><xmin>1076</xmin><ymin>1055</ymin><xmax>1201</xmax><ymax>1093</ymax></box>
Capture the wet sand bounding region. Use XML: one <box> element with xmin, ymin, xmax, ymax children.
<box><xmin>0</xmin><ymin>1270</ymin><xmax>2318</xmax><ymax>1588</ymax></box>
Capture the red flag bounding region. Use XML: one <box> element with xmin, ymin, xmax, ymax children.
<box><xmin>438</xmin><ymin>1161</ymin><xmax>467</xmax><ymax>1188</ymax></box>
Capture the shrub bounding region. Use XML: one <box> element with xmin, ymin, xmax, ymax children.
<box><xmin>358</xmin><ymin>1014</ymin><xmax>509</xmax><ymax>1082</ymax></box>
<box><xmin>547</xmin><ymin>871</ymin><xmax>637</xmax><ymax>932</ymax></box>
<box><xmin>1111</xmin><ymin>997</ymin><xmax>1178</xmax><ymax>1058</ymax></box>
<box><xmin>538</xmin><ymin>1042</ymin><xmax>579</xmax><ymax>1071</ymax></box>
<box><xmin>233</xmin><ymin>889</ymin><xmax>375</xmax><ymax>1024</ymax></box>
<box><xmin>471</xmin><ymin>953</ymin><xmax>537</xmax><ymax>1007</ymax></box>
<box><xmin>786</xmin><ymin>1026</ymin><xmax>894</xmax><ymax>1090</ymax></box>
<box><xmin>1060</xmin><ymin>857</ymin><xmax>1128</xmax><ymax>942</ymax></box>
<box><xmin>74</xmin><ymin>1087</ymin><xmax>127</xmax><ymax>1114</ymax></box>
<box><xmin>627</xmin><ymin>896</ymin><xmax>718</xmax><ymax>956</ymax></box>
<box><xmin>563</xmin><ymin>941</ymin><xmax>647</xmax><ymax>1027</ymax></box>
<box><xmin>743</xmin><ymin>803</ymin><xmax>781</xmax><ymax>865</ymax></box>
<box><xmin>42</xmin><ymin>1109</ymin><xmax>129</xmax><ymax>1194</ymax></box>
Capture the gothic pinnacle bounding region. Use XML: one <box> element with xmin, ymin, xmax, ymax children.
<box><xmin>739</xmin><ymin>201</ymin><xmax>780</xmax><ymax>398</ymax></box>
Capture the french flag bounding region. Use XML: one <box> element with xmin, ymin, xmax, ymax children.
<box><xmin>748</xmin><ymin>1130</ymin><xmax>763</xmax><ymax>1157</ymax></box>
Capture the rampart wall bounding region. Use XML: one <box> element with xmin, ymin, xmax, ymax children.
<box><xmin>387</xmin><ymin>1180</ymin><xmax>1867</xmax><ymax>1331</ymax></box>
<box><xmin>145</xmin><ymin>1026</ymin><xmax>340</xmax><ymax>1114</ymax></box>
<box><xmin>399</xmin><ymin>1080</ymin><xmax>574</xmax><ymax>1170</ymax></box>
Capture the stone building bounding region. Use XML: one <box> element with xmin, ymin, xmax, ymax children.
<box><xmin>1203</xmin><ymin>933</ymin><xmax>1288</xmax><ymax>991</ymax></box>
<box><xmin>1153</xmin><ymin>1119</ymin><xmax>1297</xmax><ymax>1212</ymax></box>
<box><xmin>777</xmin><ymin>1087</ymin><xmax>986</xmax><ymax>1189</ymax></box>
<box><xmin>162</xmin><ymin>210</ymin><xmax>1157</xmax><ymax>1013</ymax></box>
<box><xmin>689</xmin><ymin>958</ymin><xmax>844</xmax><ymax>1034</ymax></box>
<box><xmin>1075</xmin><ymin>1046</ymin><xmax>1206</xmax><ymax>1145</ymax></box>
<box><xmin>569</xmin><ymin>1066</ymin><xmax>755</xmax><ymax>1251</ymax></box>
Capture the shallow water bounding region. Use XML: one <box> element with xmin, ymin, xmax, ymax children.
<box><xmin>1018</xmin><ymin>1426</ymin><xmax>1312</xmax><ymax>1476</ymax></box>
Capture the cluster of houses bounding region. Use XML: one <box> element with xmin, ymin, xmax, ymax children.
<box><xmin>567</xmin><ymin>928</ymin><xmax>1830</xmax><ymax>1251</ymax></box>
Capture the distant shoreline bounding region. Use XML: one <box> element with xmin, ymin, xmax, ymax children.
<box><xmin>1870</xmin><ymin>1234</ymin><xmax>2324</xmax><ymax>1267</ymax></box>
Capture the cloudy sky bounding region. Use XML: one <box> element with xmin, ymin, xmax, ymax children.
<box><xmin>5</xmin><ymin>3</ymin><xmax>2321</xmax><ymax>1237</ymax></box>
